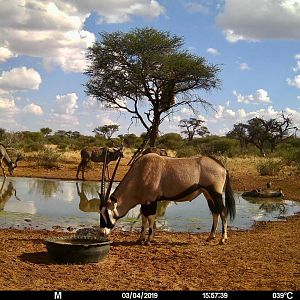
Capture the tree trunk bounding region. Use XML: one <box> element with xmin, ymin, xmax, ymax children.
<box><xmin>149</xmin><ymin>117</ymin><xmax>160</xmax><ymax>147</ymax></box>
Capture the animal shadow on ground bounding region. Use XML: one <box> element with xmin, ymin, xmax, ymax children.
<box><xmin>19</xmin><ymin>252</ymin><xmax>53</xmax><ymax>265</ymax></box>
<box><xmin>112</xmin><ymin>240</ymin><xmax>190</xmax><ymax>248</ymax></box>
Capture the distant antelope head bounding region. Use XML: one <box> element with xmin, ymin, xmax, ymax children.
<box><xmin>0</xmin><ymin>144</ymin><xmax>21</xmax><ymax>178</ymax></box>
<box><xmin>8</xmin><ymin>155</ymin><xmax>21</xmax><ymax>176</ymax></box>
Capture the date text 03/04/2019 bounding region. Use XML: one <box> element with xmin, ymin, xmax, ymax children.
<box><xmin>121</xmin><ymin>292</ymin><xmax>158</xmax><ymax>299</ymax></box>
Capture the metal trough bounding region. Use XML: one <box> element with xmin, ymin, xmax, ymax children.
<box><xmin>45</xmin><ymin>236</ymin><xmax>112</xmax><ymax>264</ymax></box>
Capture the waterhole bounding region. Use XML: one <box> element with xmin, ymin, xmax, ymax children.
<box><xmin>0</xmin><ymin>177</ymin><xmax>299</xmax><ymax>233</ymax></box>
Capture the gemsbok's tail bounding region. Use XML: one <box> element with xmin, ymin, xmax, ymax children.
<box><xmin>225</xmin><ymin>171</ymin><xmax>236</xmax><ymax>221</ymax></box>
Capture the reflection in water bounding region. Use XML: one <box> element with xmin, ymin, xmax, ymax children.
<box><xmin>27</xmin><ymin>179</ymin><xmax>61</xmax><ymax>199</ymax></box>
<box><xmin>76</xmin><ymin>182</ymin><xmax>100</xmax><ymax>213</ymax></box>
<box><xmin>0</xmin><ymin>177</ymin><xmax>299</xmax><ymax>232</ymax></box>
<box><xmin>75</xmin><ymin>182</ymin><xmax>172</xmax><ymax>230</ymax></box>
<box><xmin>0</xmin><ymin>179</ymin><xmax>16</xmax><ymax>211</ymax></box>
<box><xmin>241</xmin><ymin>196</ymin><xmax>287</xmax><ymax>216</ymax></box>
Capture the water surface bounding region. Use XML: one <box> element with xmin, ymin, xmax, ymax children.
<box><xmin>0</xmin><ymin>177</ymin><xmax>299</xmax><ymax>233</ymax></box>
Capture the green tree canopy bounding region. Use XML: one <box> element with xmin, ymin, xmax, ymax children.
<box><xmin>179</xmin><ymin>118</ymin><xmax>210</xmax><ymax>140</ymax></box>
<box><xmin>40</xmin><ymin>127</ymin><xmax>52</xmax><ymax>137</ymax></box>
<box><xmin>93</xmin><ymin>124</ymin><xmax>119</xmax><ymax>140</ymax></box>
<box><xmin>85</xmin><ymin>27</ymin><xmax>221</xmax><ymax>146</ymax></box>
<box><xmin>228</xmin><ymin>113</ymin><xmax>293</xmax><ymax>156</ymax></box>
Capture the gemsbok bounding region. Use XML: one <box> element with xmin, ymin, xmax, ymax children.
<box><xmin>100</xmin><ymin>153</ymin><xmax>236</xmax><ymax>245</ymax></box>
<box><xmin>76</xmin><ymin>147</ymin><xmax>123</xmax><ymax>180</ymax></box>
<box><xmin>0</xmin><ymin>144</ymin><xmax>21</xmax><ymax>178</ymax></box>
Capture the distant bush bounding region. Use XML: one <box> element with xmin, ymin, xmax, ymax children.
<box><xmin>176</xmin><ymin>146</ymin><xmax>199</xmax><ymax>157</ymax></box>
<box><xmin>34</xmin><ymin>149</ymin><xmax>62</xmax><ymax>169</ymax></box>
<box><xmin>196</xmin><ymin>137</ymin><xmax>238</xmax><ymax>157</ymax></box>
<box><xmin>157</xmin><ymin>133</ymin><xmax>183</xmax><ymax>150</ymax></box>
<box><xmin>256</xmin><ymin>159</ymin><xmax>282</xmax><ymax>176</ymax></box>
<box><xmin>21</xmin><ymin>141</ymin><xmax>44</xmax><ymax>152</ymax></box>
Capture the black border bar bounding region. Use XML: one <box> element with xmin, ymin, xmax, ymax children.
<box><xmin>0</xmin><ymin>291</ymin><xmax>298</xmax><ymax>300</ymax></box>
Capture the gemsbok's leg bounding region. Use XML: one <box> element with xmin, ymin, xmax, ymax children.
<box><xmin>139</xmin><ymin>201</ymin><xmax>157</xmax><ymax>245</ymax></box>
<box><xmin>76</xmin><ymin>160</ymin><xmax>82</xmax><ymax>179</ymax></box>
<box><xmin>146</xmin><ymin>214</ymin><xmax>156</xmax><ymax>245</ymax></box>
<box><xmin>137</xmin><ymin>213</ymin><xmax>148</xmax><ymax>244</ymax></box>
<box><xmin>207</xmin><ymin>213</ymin><xmax>219</xmax><ymax>242</ymax></box>
<box><xmin>219</xmin><ymin>209</ymin><xmax>228</xmax><ymax>245</ymax></box>
<box><xmin>81</xmin><ymin>161</ymin><xmax>87</xmax><ymax>180</ymax></box>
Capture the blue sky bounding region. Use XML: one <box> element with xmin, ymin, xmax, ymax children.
<box><xmin>0</xmin><ymin>0</ymin><xmax>300</xmax><ymax>137</ymax></box>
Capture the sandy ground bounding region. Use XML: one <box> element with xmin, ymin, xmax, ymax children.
<box><xmin>0</xmin><ymin>155</ymin><xmax>299</xmax><ymax>291</ymax></box>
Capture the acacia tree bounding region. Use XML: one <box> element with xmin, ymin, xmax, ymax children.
<box><xmin>40</xmin><ymin>127</ymin><xmax>52</xmax><ymax>138</ymax></box>
<box><xmin>179</xmin><ymin>118</ymin><xmax>210</xmax><ymax>140</ymax></box>
<box><xmin>85</xmin><ymin>27</ymin><xmax>220</xmax><ymax>146</ymax></box>
<box><xmin>228</xmin><ymin>113</ymin><xmax>293</xmax><ymax>156</ymax></box>
<box><xmin>93</xmin><ymin>124</ymin><xmax>119</xmax><ymax>139</ymax></box>
<box><xmin>227</xmin><ymin>123</ymin><xmax>249</xmax><ymax>151</ymax></box>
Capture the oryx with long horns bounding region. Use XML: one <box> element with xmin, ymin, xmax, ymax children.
<box><xmin>100</xmin><ymin>153</ymin><xmax>236</xmax><ymax>245</ymax></box>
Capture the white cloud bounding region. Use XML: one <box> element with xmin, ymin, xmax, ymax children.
<box><xmin>0</xmin><ymin>47</ymin><xmax>16</xmax><ymax>63</ymax></box>
<box><xmin>239</xmin><ymin>62</ymin><xmax>250</xmax><ymax>71</ymax></box>
<box><xmin>222</xmin><ymin>29</ymin><xmax>246</xmax><ymax>43</ymax></box>
<box><xmin>207</xmin><ymin>48</ymin><xmax>220</xmax><ymax>56</ymax></box>
<box><xmin>106</xmin><ymin>98</ymin><xmax>127</xmax><ymax>110</ymax></box>
<box><xmin>0</xmin><ymin>67</ymin><xmax>42</xmax><ymax>93</ymax></box>
<box><xmin>287</xmin><ymin>75</ymin><xmax>300</xmax><ymax>88</ymax></box>
<box><xmin>183</xmin><ymin>2</ymin><xmax>209</xmax><ymax>14</ymax></box>
<box><xmin>23</xmin><ymin>103</ymin><xmax>43</xmax><ymax>115</ymax></box>
<box><xmin>0</xmin><ymin>0</ymin><xmax>93</xmax><ymax>72</ymax></box>
<box><xmin>95</xmin><ymin>113</ymin><xmax>118</xmax><ymax>126</ymax></box>
<box><xmin>216</xmin><ymin>0</ymin><xmax>300</xmax><ymax>42</ymax></box>
<box><xmin>0</xmin><ymin>96</ymin><xmax>17</xmax><ymax>110</ymax></box>
<box><xmin>47</xmin><ymin>92</ymin><xmax>80</xmax><ymax>130</ymax></box>
<box><xmin>233</xmin><ymin>89</ymin><xmax>271</xmax><ymax>104</ymax></box>
<box><xmin>297</xmin><ymin>96</ymin><xmax>300</xmax><ymax>100</ymax></box>
<box><xmin>47</xmin><ymin>113</ymin><xmax>79</xmax><ymax>129</ymax></box>
<box><xmin>0</xmin><ymin>1</ymin><xmax>165</xmax><ymax>72</ymax></box>
<box><xmin>207</xmin><ymin>104</ymin><xmax>300</xmax><ymax>135</ymax></box>
<box><xmin>172</xmin><ymin>115</ymin><xmax>182</xmax><ymax>123</ymax></box>
<box><xmin>292</xmin><ymin>61</ymin><xmax>300</xmax><ymax>72</ymax></box>
<box><xmin>215</xmin><ymin>105</ymin><xmax>224</xmax><ymax>119</ymax></box>
<box><xmin>82</xmin><ymin>97</ymin><xmax>103</xmax><ymax>111</ymax></box>
<box><xmin>237</xmin><ymin>108</ymin><xmax>247</xmax><ymax>118</ymax></box>
<box><xmin>53</xmin><ymin>93</ymin><xmax>78</xmax><ymax>115</ymax></box>
<box><xmin>180</xmin><ymin>107</ymin><xmax>194</xmax><ymax>115</ymax></box>
<box><xmin>91</xmin><ymin>0</ymin><xmax>165</xmax><ymax>23</ymax></box>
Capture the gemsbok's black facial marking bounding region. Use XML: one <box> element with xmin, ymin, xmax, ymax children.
<box><xmin>100</xmin><ymin>207</ymin><xmax>115</xmax><ymax>229</ymax></box>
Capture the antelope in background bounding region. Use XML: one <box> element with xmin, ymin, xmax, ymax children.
<box><xmin>100</xmin><ymin>153</ymin><xmax>236</xmax><ymax>245</ymax></box>
<box><xmin>0</xmin><ymin>144</ymin><xmax>21</xmax><ymax>178</ymax></box>
<box><xmin>76</xmin><ymin>146</ymin><xmax>123</xmax><ymax>180</ymax></box>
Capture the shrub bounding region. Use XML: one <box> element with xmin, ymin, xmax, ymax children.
<box><xmin>34</xmin><ymin>148</ymin><xmax>62</xmax><ymax>169</ymax></box>
<box><xmin>157</xmin><ymin>133</ymin><xmax>183</xmax><ymax>150</ymax></box>
<box><xmin>256</xmin><ymin>159</ymin><xmax>282</xmax><ymax>176</ymax></box>
<box><xmin>176</xmin><ymin>146</ymin><xmax>199</xmax><ymax>157</ymax></box>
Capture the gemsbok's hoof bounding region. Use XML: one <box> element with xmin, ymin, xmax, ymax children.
<box><xmin>219</xmin><ymin>239</ymin><xmax>227</xmax><ymax>245</ymax></box>
<box><xmin>136</xmin><ymin>238</ymin><xmax>146</xmax><ymax>245</ymax></box>
<box><xmin>206</xmin><ymin>236</ymin><xmax>215</xmax><ymax>242</ymax></box>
